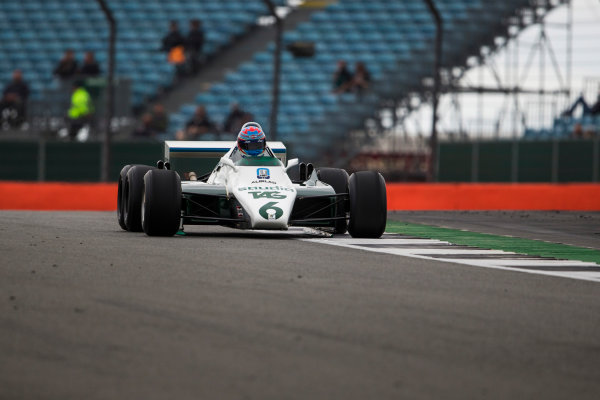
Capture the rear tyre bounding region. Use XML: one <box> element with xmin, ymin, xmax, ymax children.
<box><xmin>142</xmin><ymin>169</ymin><xmax>182</xmax><ymax>237</ymax></box>
<box><xmin>124</xmin><ymin>165</ymin><xmax>154</xmax><ymax>232</ymax></box>
<box><xmin>317</xmin><ymin>167</ymin><xmax>349</xmax><ymax>234</ymax></box>
<box><xmin>348</xmin><ymin>171</ymin><xmax>387</xmax><ymax>238</ymax></box>
<box><xmin>117</xmin><ymin>164</ymin><xmax>132</xmax><ymax>230</ymax></box>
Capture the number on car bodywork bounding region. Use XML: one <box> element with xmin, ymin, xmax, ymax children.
<box><xmin>259</xmin><ymin>201</ymin><xmax>284</xmax><ymax>219</ymax></box>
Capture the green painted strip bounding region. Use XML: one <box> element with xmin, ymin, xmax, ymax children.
<box><xmin>386</xmin><ymin>221</ymin><xmax>600</xmax><ymax>265</ymax></box>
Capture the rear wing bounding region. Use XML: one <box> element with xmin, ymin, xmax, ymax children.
<box><xmin>164</xmin><ymin>141</ymin><xmax>287</xmax><ymax>164</ymax></box>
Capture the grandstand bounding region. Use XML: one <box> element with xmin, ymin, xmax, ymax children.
<box><xmin>0</xmin><ymin>0</ymin><xmax>281</xmax><ymax>106</ymax></box>
<box><xmin>168</xmin><ymin>0</ymin><xmax>547</xmax><ymax>160</ymax></box>
<box><xmin>2</xmin><ymin>0</ymin><xmax>597</xmax><ymax>182</ymax></box>
<box><xmin>524</xmin><ymin>115</ymin><xmax>600</xmax><ymax>140</ymax></box>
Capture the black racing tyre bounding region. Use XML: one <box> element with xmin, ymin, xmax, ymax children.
<box><xmin>142</xmin><ymin>169</ymin><xmax>182</xmax><ymax>237</ymax></box>
<box><xmin>117</xmin><ymin>164</ymin><xmax>133</xmax><ymax>230</ymax></box>
<box><xmin>347</xmin><ymin>171</ymin><xmax>387</xmax><ymax>238</ymax></box>
<box><xmin>124</xmin><ymin>165</ymin><xmax>154</xmax><ymax>232</ymax></box>
<box><xmin>317</xmin><ymin>167</ymin><xmax>349</xmax><ymax>234</ymax></box>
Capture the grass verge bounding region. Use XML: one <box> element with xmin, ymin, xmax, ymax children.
<box><xmin>386</xmin><ymin>221</ymin><xmax>600</xmax><ymax>264</ymax></box>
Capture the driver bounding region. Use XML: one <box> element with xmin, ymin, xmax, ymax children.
<box><xmin>235</xmin><ymin>122</ymin><xmax>266</xmax><ymax>158</ymax></box>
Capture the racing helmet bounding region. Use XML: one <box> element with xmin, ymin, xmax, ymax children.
<box><xmin>237</xmin><ymin>122</ymin><xmax>266</xmax><ymax>157</ymax></box>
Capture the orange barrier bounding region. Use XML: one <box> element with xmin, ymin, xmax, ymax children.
<box><xmin>0</xmin><ymin>182</ymin><xmax>599</xmax><ymax>211</ymax></box>
<box><xmin>0</xmin><ymin>182</ymin><xmax>117</xmax><ymax>211</ymax></box>
<box><xmin>386</xmin><ymin>183</ymin><xmax>600</xmax><ymax>211</ymax></box>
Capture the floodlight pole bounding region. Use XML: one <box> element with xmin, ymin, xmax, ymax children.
<box><xmin>96</xmin><ymin>0</ymin><xmax>116</xmax><ymax>182</ymax></box>
<box><xmin>424</xmin><ymin>0</ymin><xmax>443</xmax><ymax>181</ymax></box>
<box><xmin>262</xmin><ymin>0</ymin><xmax>282</xmax><ymax>141</ymax></box>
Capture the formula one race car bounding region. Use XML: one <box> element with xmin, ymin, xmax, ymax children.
<box><xmin>117</xmin><ymin>139</ymin><xmax>387</xmax><ymax>238</ymax></box>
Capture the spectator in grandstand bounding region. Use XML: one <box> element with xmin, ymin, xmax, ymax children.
<box><xmin>223</xmin><ymin>102</ymin><xmax>252</xmax><ymax>134</ymax></box>
<box><xmin>350</xmin><ymin>61</ymin><xmax>371</xmax><ymax>95</ymax></box>
<box><xmin>79</xmin><ymin>51</ymin><xmax>101</xmax><ymax>77</ymax></box>
<box><xmin>176</xmin><ymin>105</ymin><xmax>216</xmax><ymax>140</ymax></box>
<box><xmin>562</xmin><ymin>92</ymin><xmax>600</xmax><ymax>117</ymax></box>
<box><xmin>161</xmin><ymin>21</ymin><xmax>186</xmax><ymax>76</ymax></box>
<box><xmin>67</xmin><ymin>80</ymin><xmax>94</xmax><ymax>141</ymax></box>
<box><xmin>332</xmin><ymin>60</ymin><xmax>352</xmax><ymax>94</ymax></box>
<box><xmin>162</xmin><ymin>21</ymin><xmax>185</xmax><ymax>52</ymax></box>
<box><xmin>0</xmin><ymin>69</ymin><xmax>30</xmax><ymax>128</ymax></box>
<box><xmin>186</xmin><ymin>19</ymin><xmax>204</xmax><ymax>75</ymax></box>
<box><xmin>53</xmin><ymin>49</ymin><xmax>79</xmax><ymax>80</ymax></box>
<box><xmin>572</xmin><ymin>121</ymin><xmax>597</xmax><ymax>139</ymax></box>
<box><xmin>149</xmin><ymin>104</ymin><xmax>168</xmax><ymax>135</ymax></box>
<box><xmin>133</xmin><ymin>113</ymin><xmax>157</xmax><ymax>138</ymax></box>
<box><xmin>572</xmin><ymin>122</ymin><xmax>584</xmax><ymax>139</ymax></box>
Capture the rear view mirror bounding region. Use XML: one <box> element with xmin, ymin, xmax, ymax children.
<box><xmin>220</xmin><ymin>157</ymin><xmax>238</xmax><ymax>172</ymax></box>
<box><xmin>286</xmin><ymin>158</ymin><xmax>299</xmax><ymax>171</ymax></box>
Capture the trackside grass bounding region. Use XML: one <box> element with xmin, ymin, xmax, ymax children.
<box><xmin>386</xmin><ymin>221</ymin><xmax>600</xmax><ymax>264</ymax></box>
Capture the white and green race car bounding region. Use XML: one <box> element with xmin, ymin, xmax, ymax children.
<box><xmin>117</xmin><ymin>140</ymin><xmax>387</xmax><ymax>238</ymax></box>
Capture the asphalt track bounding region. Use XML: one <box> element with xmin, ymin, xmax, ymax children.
<box><xmin>1</xmin><ymin>211</ymin><xmax>600</xmax><ymax>399</ymax></box>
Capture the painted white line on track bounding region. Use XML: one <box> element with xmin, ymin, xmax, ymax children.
<box><xmin>302</xmin><ymin>235</ymin><xmax>600</xmax><ymax>283</ymax></box>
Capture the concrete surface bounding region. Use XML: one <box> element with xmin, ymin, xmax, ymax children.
<box><xmin>1</xmin><ymin>211</ymin><xmax>599</xmax><ymax>399</ymax></box>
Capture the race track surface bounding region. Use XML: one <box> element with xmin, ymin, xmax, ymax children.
<box><xmin>1</xmin><ymin>211</ymin><xmax>600</xmax><ymax>399</ymax></box>
<box><xmin>389</xmin><ymin>210</ymin><xmax>600</xmax><ymax>250</ymax></box>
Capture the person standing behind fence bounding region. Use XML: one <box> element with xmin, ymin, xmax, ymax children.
<box><xmin>53</xmin><ymin>49</ymin><xmax>79</xmax><ymax>81</ymax></box>
<box><xmin>350</xmin><ymin>61</ymin><xmax>371</xmax><ymax>95</ymax></box>
<box><xmin>161</xmin><ymin>21</ymin><xmax>186</xmax><ymax>76</ymax></box>
<box><xmin>149</xmin><ymin>104</ymin><xmax>168</xmax><ymax>135</ymax></box>
<box><xmin>332</xmin><ymin>60</ymin><xmax>352</xmax><ymax>94</ymax></box>
<box><xmin>67</xmin><ymin>80</ymin><xmax>94</xmax><ymax>141</ymax></box>
<box><xmin>1</xmin><ymin>69</ymin><xmax>30</xmax><ymax>128</ymax></box>
<box><xmin>79</xmin><ymin>51</ymin><xmax>101</xmax><ymax>77</ymax></box>
<box><xmin>185</xmin><ymin>19</ymin><xmax>204</xmax><ymax>75</ymax></box>
<box><xmin>176</xmin><ymin>105</ymin><xmax>215</xmax><ymax>140</ymax></box>
<box><xmin>223</xmin><ymin>102</ymin><xmax>253</xmax><ymax>135</ymax></box>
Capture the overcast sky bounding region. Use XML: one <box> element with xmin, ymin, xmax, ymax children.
<box><xmin>402</xmin><ymin>0</ymin><xmax>600</xmax><ymax>139</ymax></box>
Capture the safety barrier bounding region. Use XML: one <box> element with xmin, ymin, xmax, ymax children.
<box><xmin>438</xmin><ymin>139</ymin><xmax>600</xmax><ymax>182</ymax></box>
<box><xmin>386</xmin><ymin>183</ymin><xmax>600</xmax><ymax>211</ymax></box>
<box><xmin>1</xmin><ymin>182</ymin><xmax>599</xmax><ymax>211</ymax></box>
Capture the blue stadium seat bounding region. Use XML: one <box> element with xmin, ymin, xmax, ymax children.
<box><xmin>161</xmin><ymin>0</ymin><xmax>539</xmax><ymax>159</ymax></box>
<box><xmin>0</xmin><ymin>0</ymin><xmax>270</xmax><ymax>104</ymax></box>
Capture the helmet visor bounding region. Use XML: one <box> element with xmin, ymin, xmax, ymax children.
<box><xmin>238</xmin><ymin>138</ymin><xmax>265</xmax><ymax>154</ymax></box>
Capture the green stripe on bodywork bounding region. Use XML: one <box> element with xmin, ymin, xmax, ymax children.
<box><xmin>386</xmin><ymin>221</ymin><xmax>600</xmax><ymax>264</ymax></box>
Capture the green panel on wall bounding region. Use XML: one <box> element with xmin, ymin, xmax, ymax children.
<box><xmin>558</xmin><ymin>140</ymin><xmax>593</xmax><ymax>182</ymax></box>
<box><xmin>45</xmin><ymin>142</ymin><xmax>101</xmax><ymax>182</ymax></box>
<box><xmin>110</xmin><ymin>142</ymin><xmax>163</xmax><ymax>181</ymax></box>
<box><xmin>0</xmin><ymin>142</ymin><xmax>38</xmax><ymax>181</ymax></box>
<box><xmin>477</xmin><ymin>142</ymin><xmax>512</xmax><ymax>182</ymax></box>
<box><xmin>438</xmin><ymin>143</ymin><xmax>472</xmax><ymax>182</ymax></box>
<box><xmin>517</xmin><ymin>141</ymin><xmax>553</xmax><ymax>182</ymax></box>
<box><xmin>597</xmin><ymin>140</ymin><xmax>600</xmax><ymax>182</ymax></box>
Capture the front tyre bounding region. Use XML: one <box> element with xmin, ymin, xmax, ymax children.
<box><xmin>124</xmin><ymin>165</ymin><xmax>154</xmax><ymax>232</ymax></box>
<box><xmin>142</xmin><ymin>169</ymin><xmax>182</xmax><ymax>237</ymax></box>
<box><xmin>317</xmin><ymin>167</ymin><xmax>349</xmax><ymax>234</ymax></box>
<box><xmin>117</xmin><ymin>164</ymin><xmax>133</xmax><ymax>230</ymax></box>
<box><xmin>348</xmin><ymin>171</ymin><xmax>387</xmax><ymax>238</ymax></box>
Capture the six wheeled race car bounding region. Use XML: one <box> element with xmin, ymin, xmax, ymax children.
<box><xmin>117</xmin><ymin>140</ymin><xmax>387</xmax><ymax>238</ymax></box>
